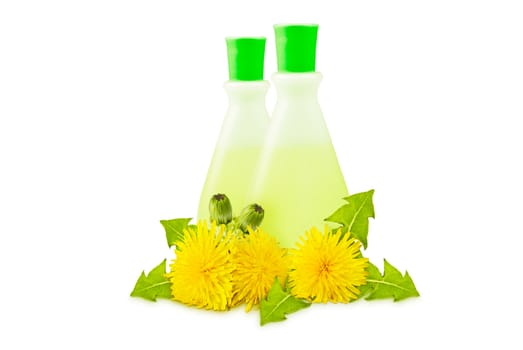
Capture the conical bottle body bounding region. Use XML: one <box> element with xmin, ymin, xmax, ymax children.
<box><xmin>247</xmin><ymin>72</ymin><xmax>348</xmax><ymax>247</ymax></box>
<box><xmin>197</xmin><ymin>81</ymin><xmax>269</xmax><ymax>220</ymax></box>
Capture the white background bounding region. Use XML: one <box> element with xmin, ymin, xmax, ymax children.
<box><xmin>1</xmin><ymin>0</ymin><xmax>522</xmax><ymax>348</ymax></box>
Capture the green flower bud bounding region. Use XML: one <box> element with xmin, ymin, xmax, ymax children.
<box><xmin>237</xmin><ymin>203</ymin><xmax>264</xmax><ymax>233</ymax></box>
<box><xmin>209</xmin><ymin>193</ymin><xmax>233</xmax><ymax>225</ymax></box>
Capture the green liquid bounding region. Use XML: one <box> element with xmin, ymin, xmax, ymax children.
<box><xmin>247</xmin><ymin>144</ymin><xmax>348</xmax><ymax>248</ymax></box>
<box><xmin>198</xmin><ymin>147</ymin><xmax>262</xmax><ymax>220</ymax></box>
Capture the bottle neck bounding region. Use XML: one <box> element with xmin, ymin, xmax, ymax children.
<box><xmin>268</xmin><ymin>72</ymin><xmax>329</xmax><ymax>145</ymax></box>
<box><xmin>218</xmin><ymin>80</ymin><xmax>270</xmax><ymax>149</ymax></box>
<box><xmin>272</xmin><ymin>72</ymin><xmax>322</xmax><ymax>103</ymax></box>
<box><xmin>224</xmin><ymin>81</ymin><xmax>269</xmax><ymax>108</ymax></box>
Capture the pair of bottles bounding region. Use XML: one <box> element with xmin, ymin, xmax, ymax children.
<box><xmin>197</xmin><ymin>24</ymin><xmax>348</xmax><ymax>248</ymax></box>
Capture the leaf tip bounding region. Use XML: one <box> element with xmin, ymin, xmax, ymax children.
<box><xmin>404</xmin><ymin>271</ymin><xmax>421</xmax><ymax>298</ymax></box>
<box><xmin>130</xmin><ymin>271</ymin><xmax>146</xmax><ymax>297</ymax></box>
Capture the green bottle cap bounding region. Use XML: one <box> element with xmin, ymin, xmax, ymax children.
<box><xmin>226</xmin><ymin>37</ymin><xmax>266</xmax><ymax>81</ymax></box>
<box><xmin>274</xmin><ymin>24</ymin><xmax>319</xmax><ymax>73</ymax></box>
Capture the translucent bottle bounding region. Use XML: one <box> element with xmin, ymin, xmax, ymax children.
<box><xmin>197</xmin><ymin>37</ymin><xmax>269</xmax><ymax>220</ymax></box>
<box><xmin>247</xmin><ymin>24</ymin><xmax>348</xmax><ymax>248</ymax></box>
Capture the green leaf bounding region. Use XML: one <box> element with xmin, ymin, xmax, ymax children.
<box><xmin>260</xmin><ymin>279</ymin><xmax>310</xmax><ymax>326</ymax></box>
<box><xmin>160</xmin><ymin>218</ymin><xmax>191</xmax><ymax>247</ymax></box>
<box><xmin>364</xmin><ymin>259</ymin><xmax>420</xmax><ymax>301</ymax></box>
<box><xmin>325</xmin><ymin>189</ymin><xmax>375</xmax><ymax>249</ymax></box>
<box><xmin>130</xmin><ymin>259</ymin><xmax>171</xmax><ymax>302</ymax></box>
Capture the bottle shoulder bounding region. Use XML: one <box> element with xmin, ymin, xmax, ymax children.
<box><xmin>223</xmin><ymin>80</ymin><xmax>270</xmax><ymax>91</ymax></box>
<box><xmin>271</xmin><ymin>72</ymin><xmax>322</xmax><ymax>95</ymax></box>
<box><xmin>272</xmin><ymin>71</ymin><xmax>322</xmax><ymax>78</ymax></box>
<box><xmin>271</xmin><ymin>72</ymin><xmax>323</xmax><ymax>83</ymax></box>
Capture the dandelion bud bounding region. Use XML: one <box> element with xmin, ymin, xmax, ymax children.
<box><xmin>209</xmin><ymin>193</ymin><xmax>233</xmax><ymax>225</ymax></box>
<box><xmin>237</xmin><ymin>203</ymin><xmax>264</xmax><ymax>233</ymax></box>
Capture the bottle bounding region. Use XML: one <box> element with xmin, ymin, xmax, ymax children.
<box><xmin>197</xmin><ymin>37</ymin><xmax>270</xmax><ymax>221</ymax></box>
<box><xmin>246</xmin><ymin>24</ymin><xmax>349</xmax><ymax>248</ymax></box>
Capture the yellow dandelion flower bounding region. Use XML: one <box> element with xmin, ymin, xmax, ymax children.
<box><xmin>232</xmin><ymin>227</ymin><xmax>288</xmax><ymax>311</ymax></box>
<box><xmin>166</xmin><ymin>221</ymin><xmax>235</xmax><ymax>311</ymax></box>
<box><xmin>289</xmin><ymin>226</ymin><xmax>368</xmax><ymax>303</ymax></box>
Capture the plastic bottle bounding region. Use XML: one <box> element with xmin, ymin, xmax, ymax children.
<box><xmin>247</xmin><ymin>24</ymin><xmax>348</xmax><ymax>248</ymax></box>
<box><xmin>197</xmin><ymin>37</ymin><xmax>269</xmax><ymax>220</ymax></box>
